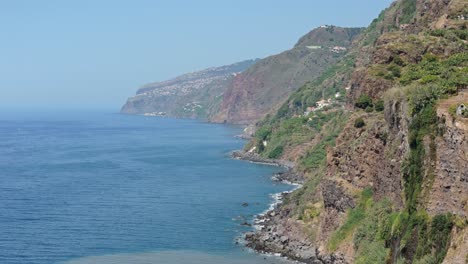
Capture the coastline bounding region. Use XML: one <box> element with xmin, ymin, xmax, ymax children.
<box><xmin>231</xmin><ymin>150</ymin><xmax>347</xmax><ymax>264</ymax></box>
<box><xmin>231</xmin><ymin>150</ymin><xmax>295</xmax><ymax>170</ymax></box>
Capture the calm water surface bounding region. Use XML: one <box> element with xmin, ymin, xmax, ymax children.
<box><xmin>0</xmin><ymin>110</ymin><xmax>293</xmax><ymax>264</ymax></box>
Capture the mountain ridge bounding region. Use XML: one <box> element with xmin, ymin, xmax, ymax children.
<box><xmin>211</xmin><ymin>26</ymin><xmax>364</xmax><ymax>124</ymax></box>
<box><xmin>120</xmin><ymin>59</ymin><xmax>258</xmax><ymax>119</ymax></box>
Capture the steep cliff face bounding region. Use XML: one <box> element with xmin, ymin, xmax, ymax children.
<box><xmin>428</xmin><ymin>91</ymin><xmax>468</xmax><ymax>217</ymax></box>
<box><xmin>211</xmin><ymin>26</ymin><xmax>363</xmax><ymax>124</ymax></box>
<box><xmin>246</xmin><ymin>0</ymin><xmax>467</xmax><ymax>263</ymax></box>
<box><xmin>120</xmin><ymin>59</ymin><xmax>257</xmax><ymax>119</ymax></box>
<box><xmin>326</xmin><ymin>112</ymin><xmax>405</xmax><ymax>208</ymax></box>
<box><xmin>426</xmin><ymin>92</ymin><xmax>468</xmax><ymax>264</ymax></box>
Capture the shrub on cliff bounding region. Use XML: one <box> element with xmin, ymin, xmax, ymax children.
<box><xmin>268</xmin><ymin>145</ymin><xmax>284</xmax><ymax>159</ymax></box>
<box><xmin>354</xmin><ymin>118</ymin><xmax>365</xmax><ymax>128</ymax></box>
<box><xmin>375</xmin><ymin>100</ymin><xmax>384</xmax><ymax>111</ymax></box>
<box><xmin>355</xmin><ymin>94</ymin><xmax>373</xmax><ymax>109</ymax></box>
<box><xmin>365</xmin><ymin>106</ymin><xmax>374</xmax><ymax>113</ymax></box>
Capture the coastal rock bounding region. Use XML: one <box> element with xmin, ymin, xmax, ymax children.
<box><xmin>240</xmin><ymin>222</ymin><xmax>252</xmax><ymax>227</ymax></box>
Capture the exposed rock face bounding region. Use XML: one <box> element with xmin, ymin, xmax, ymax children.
<box><xmin>326</xmin><ymin>113</ymin><xmax>405</xmax><ymax>207</ymax></box>
<box><xmin>428</xmin><ymin>91</ymin><xmax>468</xmax><ymax>217</ymax></box>
<box><xmin>442</xmin><ymin>227</ymin><xmax>468</xmax><ymax>264</ymax></box>
<box><xmin>321</xmin><ymin>180</ymin><xmax>355</xmax><ymax>213</ymax></box>
<box><xmin>212</xmin><ymin>26</ymin><xmax>363</xmax><ymax>124</ymax></box>
<box><xmin>120</xmin><ymin>59</ymin><xmax>258</xmax><ymax>119</ymax></box>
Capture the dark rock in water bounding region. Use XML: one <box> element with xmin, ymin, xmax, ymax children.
<box><xmin>241</xmin><ymin>202</ymin><xmax>249</xmax><ymax>207</ymax></box>
<box><xmin>245</xmin><ymin>232</ymin><xmax>255</xmax><ymax>240</ymax></box>
<box><xmin>240</xmin><ymin>222</ymin><xmax>252</xmax><ymax>227</ymax></box>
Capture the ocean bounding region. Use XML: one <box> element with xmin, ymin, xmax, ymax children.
<box><xmin>0</xmin><ymin>110</ymin><xmax>294</xmax><ymax>264</ymax></box>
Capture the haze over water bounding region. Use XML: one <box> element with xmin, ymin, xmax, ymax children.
<box><xmin>0</xmin><ymin>111</ymin><xmax>293</xmax><ymax>264</ymax></box>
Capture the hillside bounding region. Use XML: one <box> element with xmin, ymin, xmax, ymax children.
<box><xmin>211</xmin><ymin>26</ymin><xmax>363</xmax><ymax>124</ymax></box>
<box><xmin>120</xmin><ymin>59</ymin><xmax>258</xmax><ymax>119</ymax></box>
<box><xmin>244</xmin><ymin>0</ymin><xmax>467</xmax><ymax>263</ymax></box>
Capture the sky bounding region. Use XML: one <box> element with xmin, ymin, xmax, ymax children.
<box><xmin>0</xmin><ymin>0</ymin><xmax>394</xmax><ymax>110</ymax></box>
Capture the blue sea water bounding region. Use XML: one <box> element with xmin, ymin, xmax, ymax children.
<box><xmin>0</xmin><ymin>110</ymin><xmax>294</xmax><ymax>264</ymax></box>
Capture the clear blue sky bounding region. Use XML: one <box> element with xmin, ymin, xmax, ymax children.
<box><xmin>0</xmin><ymin>0</ymin><xmax>393</xmax><ymax>110</ymax></box>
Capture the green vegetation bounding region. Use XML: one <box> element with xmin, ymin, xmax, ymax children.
<box><xmin>398</xmin><ymin>0</ymin><xmax>417</xmax><ymax>24</ymax></box>
<box><xmin>268</xmin><ymin>145</ymin><xmax>284</xmax><ymax>159</ymax></box>
<box><xmin>299</xmin><ymin>111</ymin><xmax>349</xmax><ymax>172</ymax></box>
<box><xmin>376</xmin><ymin>47</ymin><xmax>464</xmax><ymax>263</ymax></box>
<box><xmin>388</xmin><ymin>64</ymin><xmax>402</xmax><ymax>78</ymax></box>
<box><xmin>384</xmin><ymin>66</ymin><xmax>458</xmax><ymax>262</ymax></box>
<box><xmin>380</xmin><ymin>211</ymin><xmax>454</xmax><ymax>263</ymax></box>
<box><xmin>365</xmin><ymin>106</ymin><xmax>374</xmax><ymax>112</ymax></box>
<box><xmin>399</xmin><ymin>52</ymin><xmax>468</xmax><ymax>91</ymax></box>
<box><xmin>329</xmin><ymin>190</ymin><xmax>454</xmax><ymax>263</ymax></box>
<box><xmin>377</xmin><ymin>50</ymin><xmax>461</xmax><ymax>262</ymax></box>
<box><xmin>272</xmin><ymin>54</ymin><xmax>356</xmax><ymax>120</ymax></box>
<box><xmin>328</xmin><ymin>188</ymin><xmax>375</xmax><ymax>251</ymax></box>
<box><xmin>286</xmin><ymin>110</ymin><xmax>350</xmax><ymax>221</ymax></box>
<box><xmin>253</xmin><ymin>117</ymin><xmax>310</xmax><ymax>159</ymax></box>
<box><xmin>353</xmin><ymin>200</ymin><xmax>394</xmax><ymax>263</ymax></box>
<box><xmin>429</xmin><ymin>28</ymin><xmax>468</xmax><ymax>41</ymax></box>
<box><xmin>253</xmin><ymin>109</ymin><xmax>348</xmax><ymax>163</ymax></box>
<box><xmin>307</xmin><ymin>110</ymin><xmax>339</xmax><ymax>130</ymax></box>
<box><xmin>354</xmin><ymin>117</ymin><xmax>365</xmax><ymax>128</ymax></box>
<box><xmin>375</xmin><ymin>100</ymin><xmax>385</xmax><ymax>111</ymax></box>
<box><xmin>355</xmin><ymin>94</ymin><xmax>373</xmax><ymax>109</ymax></box>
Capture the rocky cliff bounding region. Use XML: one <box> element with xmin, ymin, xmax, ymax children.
<box><xmin>244</xmin><ymin>0</ymin><xmax>467</xmax><ymax>263</ymax></box>
<box><xmin>211</xmin><ymin>26</ymin><xmax>363</xmax><ymax>124</ymax></box>
<box><xmin>120</xmin><ymin>59</ymin><xmax>257</xmax><ymax>119</ymax></box>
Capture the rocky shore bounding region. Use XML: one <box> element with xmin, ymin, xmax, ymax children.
<box><xmin>244</xmin><ymin>192</ymin><xmax>347</xmax><ymax>264</ymax></box>
<box><xmin>231</xmin><ymin>150</ymin><xmax>295</xmax><ymax>169</ymax></box>
<box><xmin>232</xmin><ymin>150</ymin><xmax>347</xmax><ymax>264</ymax></box>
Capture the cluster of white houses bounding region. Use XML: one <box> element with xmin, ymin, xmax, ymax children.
<box><xmin>303</xmin><ymin>92</ymin><xmax>342</xmax><ymax>116</ymax></box>
<box><xmin>143</xmin><ymin>112</ymin><xmax>167</xmax><ymax>117</ymax></box>
<box><xmin>330</xmin><ymin>46</ymin><xmax>347</xmax><ymax>53</ymax></box>
<box><xmin>305</xmin><ymin>45</ymin><xmax>348</xmax><ymax>54</ymax></box>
